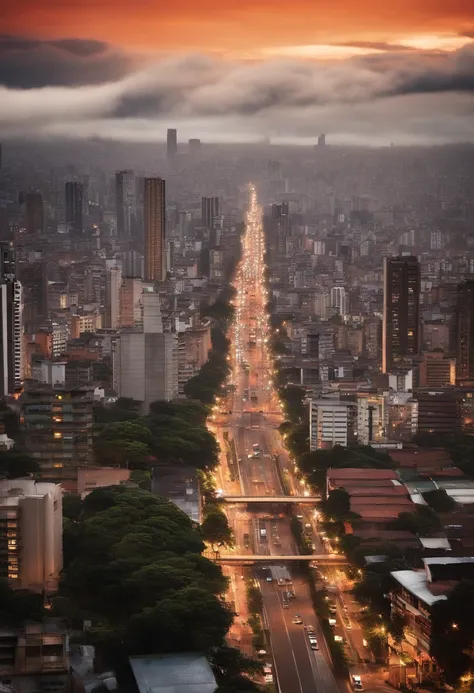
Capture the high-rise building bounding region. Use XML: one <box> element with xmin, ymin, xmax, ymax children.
<box><xmin>65</xmin><ymin>181</ymin><xmax>83</xmax><ymax>233</ymax></box>
<box><xmin>309</xmin><ymin>397</ymin><xmax>357</xmax><ymax>450</ymax></box>
<box><xmin>115</xmin><ymin>291</ymin><xmax>178</xmax><ymax>412</ymax></box>
<box><xmin>119</xmin><ymin>277</ymin><xmax>144</xmax><ymax>328</ymax></box>
<box><xmin>116</xmin><ymin>170</ymin><xmax>136</xmax><ymax>239</ymax></box>
<box><xmin>167</xmin><ymin>128</ymin><xmax>177</xmax><ymax>159</ymax></box>
<box><xmin>104</xmin><ymin>265</ymin><xmax>122</xmax><ymax>329</ymax></box>
<box><xmin>382</xmin><ymin>256</ymin><xmax>421</xmax><ymax>373</ymax></box>
<box><xmin>0</xmin><ymin>479</ymin><xmax>62</xmax><ymax>592</ymax></box>
<box><xmin>144</xmin><ymin>177</ymin><xmax>166</xmax><ymax>282</ymax></box>
<box><xmin>455</xmin><ymin>281</ymin><xmax>474</xmax><ymax>383</ymax></box>
<box><xmin>201</xmin><ymin>196</ymin><xmax>220</xmax><ymax>229</ymax></box>
<box><xmin>20</xmin><ymin>383</ymin><xmax>94</xmax><ymax>492</ymax></box>
<box><xmin>19</xmin><ymin>261</ymin><xmax>48</xmax><ymax>327</ymax></box>
<box><xmin>0</xmin><ymin>244</ymin><xmax>23</xmax><ymax>397</ymax></box>
<box><xmin>25</xmin><ymin>192</ymin><xmax>44</xmax><ymax>235</ymax></box>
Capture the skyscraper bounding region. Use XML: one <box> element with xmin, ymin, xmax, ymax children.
<box><xmin>25</xmin><ymin>192</ymin><xmax>44</xmax><ymax>235</ymax></box>
<box><xmin>65</xmin><ymin>182</ymin><xmax>83</xmax><ymax>233</ymax></box>
<box><xmin>0</xmin><ymin>244</ymin><xmax>23</xmax><ymax>397</ymax></box>
<box><xmin>144</xmin><ymin>178</ymin><xmax>166</xmax><ymax>282</ymax></box>
<box><xmin>455</xmin><ymin>280</ymin><xmax>474</xmax><ymax>382</ymax></box>
<box><xmin>382</xmin><ymin>256</ymin><xmax>421</xmax><ymax>373</ymax></box>
<box><xmin>201</xmin><ymin>196</ymin><xmax>220</xmax><ymax>229</ymax></box>
<box><xmin>167</xmin><ymin>129</ymin><xmax>177</xmax><ymax>159</ymax></box>
<box><xmin>116</xmin><ymin>170</ymin><xmax>136</xmax><ymax>239</ymax></box>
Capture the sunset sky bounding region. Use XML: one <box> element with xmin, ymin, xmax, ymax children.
<box><xmin>1</xmin><ymin>0</ymin><xmax>474</xmax><ymax>143</ymax></box>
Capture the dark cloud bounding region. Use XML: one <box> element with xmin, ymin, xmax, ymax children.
<box><xmin>0</xmin><ymin>43</ymin><xmax>474</xmax><ymax>144</ymax></box>
<box><xmin>0</xmin><ymin>34</ymin><xmax>138</xmax><ymax>87</ymax></box>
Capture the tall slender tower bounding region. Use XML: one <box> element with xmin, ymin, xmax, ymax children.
<box><xmin>167</xmin><ymin>129</ymin><xmax>177</xmax><ymax>159</ymax></box>
<box><xmin>455</xmin><ymin>280</ymin><xmax>474</xmax><ymax>382</ymax></box>
<box><xmin>25</xmin><ymin>192</ymin><xmax>44</xmax><ymax>235</ymax></box>
<box><xmin>382</xmin><ymin>256</ymin><xmax>420</xmax><ymax>373</ymax></box>
<box><xmin>115</xmin><ymin>170</ymin><xmax>136</xmax><ymax>239</ymax></box>
<box><xmin>65</xmin><ymin>182</ymin><xmax>83</xmax><ymax>233</ymax></box>
<box><xmin>144</xmin><ymin>178</ymin><xmax>166</xmax><ymax>282</ymax></box>
<box><xmin>0</xmin><ymin>244</ymin><xmax>23</xmax><ymax>397</ymax></box>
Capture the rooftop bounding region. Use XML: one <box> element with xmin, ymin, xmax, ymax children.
<box><xmin>129</xmin><ymin>653</ymin><xmax>216</xmax><ymax>693</ymax></box>
<box><xmin>391</xmin><ymin>569</ymin><xmax>448</xmax><ymax>607</ymax></box>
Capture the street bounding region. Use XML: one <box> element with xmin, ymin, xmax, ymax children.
<box><xmin>211</xmin><ymin>185</ymin><xmax>340</xmax><ymax>693</ymax></box>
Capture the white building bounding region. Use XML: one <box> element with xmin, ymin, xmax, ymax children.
<box><xmin>0</xmin><ymin>480</ymin><xmax>63</xmax><ymax>593</ymax></box>
<box><xmin>310</xmin><ymin>398</ymin><xmax>356</xmax><ymax>451</ymax></box>
<box><xmin>115</xmin><ymin>291</ymin><xmax>178</xmax><ymax>413</ymax></box>
<box><xmin>330</xmin><ymin>286</ymin><xmax>348</xmax><ymax>320</ymax></box>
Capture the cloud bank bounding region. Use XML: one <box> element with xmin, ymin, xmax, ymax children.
<box><xmin>1</xmin><ymin>37</ymin><xmax>474</xmax><ymax>144</ymax></box>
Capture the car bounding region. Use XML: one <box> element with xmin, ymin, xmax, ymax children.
<box><xmin>351</xmin><ymin>675</ymin><xmax>364</xmax><ymax>691</ymax></box>
<box><xmin>328</xmin><ymin>603</ymin><xmax>337</xmax><ymax>614</ymax></box>
<box><xmin>334</xmin><ymin>635</ymin><xmax>345</xmax><ymax>643</ymax></box>
<box><xmin>288</xmin><ymin>590</ymin><xmax>295</xmax><ymax>599</ymax></box>
<box><xmin>292</xmin><ymin>615</ymin><xmax>303</xmax><ymax>625</ymax></box>
<box><xmin>345</xmin><ymin>620</ymin><xmax>352</xmax><ymax>630</ymax></box>
<box><xmin>266</xmin><ymin>576</ymin><xmax>273</xmax><ymax>583</ymax></box>
<box><xmin>329</xmin><ymin>618</ymin><xmax>337</xmax><ymax>627</ymax></box>
<box><xmin>277</xmin><ymin>578</ymin><xmax>285</xmax><ymax>586</ymax></box>
<box><xmin>282</xmin><ymin>601</ymin><xmax>289</xmax><ymax>609</ymax></box>
<box><xmin>264</xmin><ymin>674</ymin><xmax>273</xmax><ymax>684</ymax></box>
<box><xmin>305</xmin><ymin>625</ymin><xmax>315</xmax><ymax>633</ymax></box>
<box><xmin>309</xmin><ymin>636</ymin><xmax>319</xmax><ymax>650</ymax></box>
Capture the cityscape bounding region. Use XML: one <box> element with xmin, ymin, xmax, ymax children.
<box><xmin>2</xmin><ymin>3</ymin><xmax>474</xmax><ymax>692</ymax></box>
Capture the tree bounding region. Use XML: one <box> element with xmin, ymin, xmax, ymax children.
<box><xmin>322</xmin><ymin>489</ymin><xmax>351</xmax><ymax>520</ymax></box>
<box><xmin>431</xmin><ymin>580</ymin><xmax>474</xmax><ymax>685</ymax></box>
<box><xmin>279</xmin><ymin>385</ymin><xmax>306</xmax><ymax>424</ymax></box>
<box><xmin>201</xmin><ymin>508</ymin><xmax>234</xmax><ymax>548</ymax></box>
<box><xmin>0</xmin><ymin>451</ymin><xmax>40</xmax><ymax>479</ymax></box>
<box><xmin>423</xmin><ymin>488</ymin><xmax>457</xmax><ymax>513</ymax></box>
<box><xmin>393</xmin><ymin>506</ymin><xmax>441</xmax><ymax>536</ymax></box>
<box><xmin>388</xmin><ymin>611</ymin><xmax>406</xmax><ymax>646</ymax></box>
<box><xmin>63</xmin><ymin>493</ymin><xmax>83</xmax><ymax>521</ymax></box>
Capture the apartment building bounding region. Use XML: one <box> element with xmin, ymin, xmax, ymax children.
<box><xmin>0</xmin><ymin>480</ymin><xmax>62</xmax><ymax>593</ymax></box>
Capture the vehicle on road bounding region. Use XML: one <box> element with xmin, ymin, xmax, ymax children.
<box><xmin>305</xmin><ymin>625</ymin><xmax>315</xmax><ymax>633</ymax></box>
<box><xmin>309</xmin><ymin>636</ymin><xmax>319</xmax><ymax>650</ymax></box>
<box><xmin>266</xmin><ymin>576</ymin><xmax>272</xmax><ymax>583</ymax></box>
<box><xmin>329</xmin><ymin>618</ymin><xmax>337</xmax><ymax>627</ymax></box>
<box><xmin>292</xmin><ymin>615</ymin><xmax>303</xmax><ymax>625</ymax></box>
<box><xmin>277</xmin><ymin>578</ymin><xmax>285</xmax><ymax>586</ymax></box>
<box><xmin>282</xmin><ymin>600</ymin><xmax>289</xmax><ymax>609</ymax></box>
<box><xmin>328</xmin><ymin>602</ymin><xmax>337</xmax><ymax>614</ymax></box>
<box><xmin>334</xmin><ymin>635</ymin><xmax>345</xmax><ymax>643</ymax></box>
<box><xmin>351</xmin><ymin>675</ymin><xmax>363</xmax><ymax>691</ymax></box>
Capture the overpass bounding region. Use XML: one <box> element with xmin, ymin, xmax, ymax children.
<box><xmin>221</xmin><ymin>495</ymin><xmax>321</xmax><ymax>504</ymax></box>
<box><xmin>215</xmin><ymin>554</ymin><xmax>347</xmax><ymax>565</ymax></box>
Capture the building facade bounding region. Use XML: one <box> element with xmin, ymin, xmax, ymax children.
<box><xmin>144</xmin><ymin>178</ymin><xmax>166</xmax><ymax>282</ymax></box>
<box><xmin>383</xmin><ymin>256</ymin><xmax>421</xmax><ymax>373</ymax></box>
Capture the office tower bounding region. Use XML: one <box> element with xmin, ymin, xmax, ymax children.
<box><xmin>418</xmin><ymin>351</ymin><xmax>456</xmax><ymax>387</ymax></box>
<box><xmin>20</xmin><ymin>383</ymin><xmax>94</xmax><ymax>491</ymax></box>
<box><xmin>455</xmin><ymin>280</ymin><xmax>474</xmax><ymax>382</ymax></box>
<box><xmin>123</xmin><ymin>249</ymin><xmax>144</xmax><ymax>278</ymax></box>
<box><xmin>382</xmin><ymin>256</ymin><xmax>421</xmax><ymax>373</ymax></box>
<box><xmin>25</xmin><ymin>192</ymin><xmax>44</xmax><ymax>235</ymax></box>
<box><xmin>104</xmin><ymin>265</ymin><xmax>122</xmax><ymax>329</ymax></box>
<box><xmin>144</xmin><ymin>178</ymin><xmax>166</xmax><ymax>282</ymax></box>
<box><xmin>0</xmin><ymin>479</ymin><xmax>62</xmax><ymax>592</ymax></box>
<box><xmin>167</xmin><ymin>128</ymin><xmax>177</xmax><ymax>159</ymax></box>
<box><xmin>0</xmin><ymin>244</ymin><xmax>23</xmax><ymax>397</ymax></box>
<box><xmin>115</xmin><ymin>291</ymin><xmax>178</xmax><ymax>412</ymax></box>
<box><xmin>65</xmin><ymin>181</ymin><xmax>83</xmax><ymax>233</ymax></box>
<box><xmin>116</xmin><ymin>170</ymin><xmax>136</xmax><ymax>239</ymax></box>
<box><xmin>189</xmin><ymin>138</ymin><xmax>201</xmax><ymax>152</ymax></box>
<box><xmin>201</xmin><ymin>196</ymin><xmax>220</xmax><ymax>230</ymax></box>
<box><xmin>318</xmin><ymin>133</ymin><xmax>326</xmax><ymax>147</ymax></box>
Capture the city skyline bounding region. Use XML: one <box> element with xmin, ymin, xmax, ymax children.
<box><xmin>0</xmin><ymin>0</ymin><xmax>473</xmax><ymax>145</ymax></box>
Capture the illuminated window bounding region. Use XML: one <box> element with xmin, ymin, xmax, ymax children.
<box><xmin>53</xmin><ymin>432</ymin><xmax>62</xmax><ymax>439</ymax></box>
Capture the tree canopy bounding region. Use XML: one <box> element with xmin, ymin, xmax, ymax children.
<box><xmin>58</xmin><ymin>487</ymin><xmax>231</xmax><ymax>666</ymax></box>
<box><xmin>431</xmin><ymin>580</ymin><xmax>474</xmax><ymax>685</ymax></box>
<box><xmin>0</xmin><ymin>450</ymin><xmax>40</xmax><ymax>479</ymax></box>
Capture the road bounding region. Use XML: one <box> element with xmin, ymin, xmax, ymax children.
<box><xmin>213</xmin><ymin>185</ymin><xmax>340</xmax><ymax>693</ymax></box>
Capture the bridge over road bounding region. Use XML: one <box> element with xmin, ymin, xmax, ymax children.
<box><xmin>221</xmin><ymin>495</ymin><xmax>321</xmax><ymax>504</ymax></box>
<box><xmin>215</xmin><ymin>554</ymin><xmax>347</xmax><ymax>565</ymax></box>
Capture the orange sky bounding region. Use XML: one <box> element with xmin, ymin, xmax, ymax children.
<box><xmin>4</xmin><ymin>0</ymin><xmax>474</xmax><ymax>55</ymax></box>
